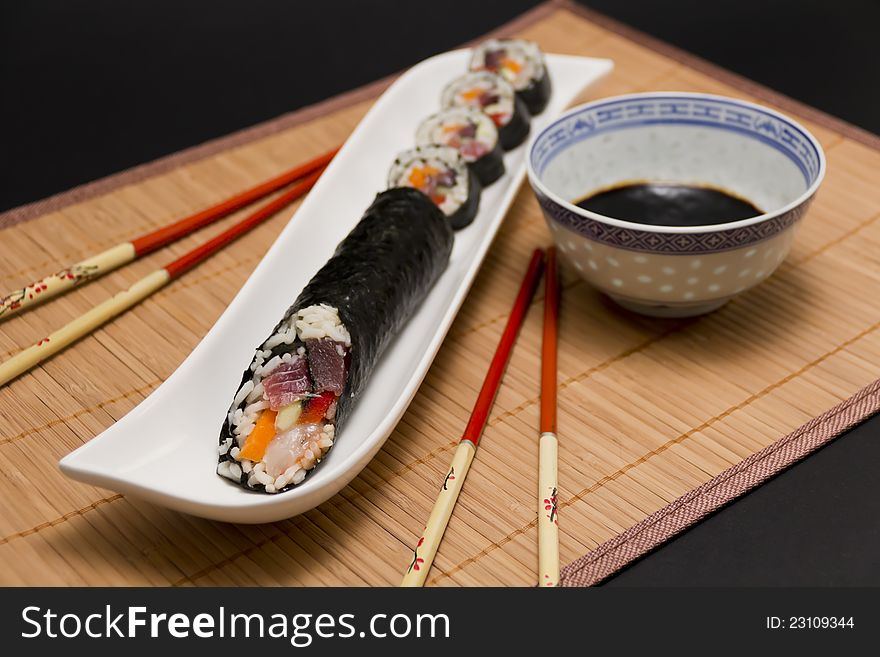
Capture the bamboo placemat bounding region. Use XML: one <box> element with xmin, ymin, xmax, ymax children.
<box><xmin>1</xmin><ymin>1</ymin><xmax>879</xmax><ymax>586</ymax></box>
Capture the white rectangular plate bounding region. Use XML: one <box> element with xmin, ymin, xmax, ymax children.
<box><xmin>60</xmin><ymin>50</ymin><xmax>613</xmax><ymax>523</ymax></box>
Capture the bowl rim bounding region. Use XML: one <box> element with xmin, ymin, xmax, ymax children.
<box><xmin>526</xmin><ymin>91</ymin><xmax>827</xmax><ymax>235</ymax></box>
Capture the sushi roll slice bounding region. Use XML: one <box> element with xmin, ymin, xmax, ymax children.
<box><xmin>441</xmin><ymin>71</ymin><xmax>531</xmax><ymax>150</ymax></box>
<box><xmin>388</xmin><ymin>145</ymin><xmax>481</xmax><ymax>230</ymax></box>
<box><xmin>469</xmin><ymin>38</ymin><xmax>552</xmax><ymax>115</ymax></box>
<box><xmin>218</xmin><ymin>188</ymin><xmax>453</xmax><ymax>493</ymax></box>
<box><xmin>416</xmin><ymin>107</ymin><xmax>505</xmax><ymax>186</ymax></box>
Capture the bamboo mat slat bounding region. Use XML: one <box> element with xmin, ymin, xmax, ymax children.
<box><xmin>1</xmin><ymin>2</ymin><xmax>879</xmax><ymax>586</ymax></box>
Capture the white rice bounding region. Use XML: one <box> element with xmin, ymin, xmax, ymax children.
<box><xmin>254</xmin><ymin>470</ymin><xmax>274</xmax><ymax>487</ymax></box>
<box><xmin>387</xmin><ymin>145</ymin><xmax>470</xmax><ymax>216</ymax></box>
<box><xmin>415</xmin><ymin>107</ymin><xmax>498</xmax><ymax>163</ymax></box>
<box><xmin>294</xmin><ymin>304</ymin><xmax>351</xmax><ymax>345</ymax></box>
<box><xmin>233</xmin><ymin>380</ymin><xmax>254</xmax><ymax>408</ymax></box>
<box><xmin>255</xmin><ymin>354</ymin><xmax>283</xmax><ymax>379</ymax></box>
<box><xmin>246</xmin><ymin>381</ymin><xmax>264</xmax><ymax>403</ymax></box>
<box><xmin>249</xmin><ymin>349</ymin><xmax>271</xmax><ymax>372</ymax></box>
<box><xmin>441</xmin><ymin>71</ymin><xmax>516</xmax><ymax>127</ymax></box>
<box><xmin>246</xmin><ymin>423</ymin><xmax>335</xmax><ymax>494</ymax></box>
<box><xmin>222</xmin><ymin>304</ymin><xmax>349</xmax><ymax>491</ymax></box>
<box><xmin>469</xmin><ymin>38</ymin><xmax>545</xmax><ymax>91</ymax></box>
<box><xmin>263</xmin><ymin>324</ymin><xmax>297</xmax><ymax>350</ymax></box>
<box><xmin>234</xmin><ymin>422</ymin><xmax>254</xmax><ymax>445</ymax></box>
<box><xmin>243</xmin><ymin>399</ymin><xmax>268</xmax><ymax>415</ymax></box>
<box><xmin>217</xmin><ymin>461</ymin><xmax>239</xmax><ymax>482</ymax></box>
<box><xmin>274</xmin><ymin>465</ymin><xmax>306</xmax><ymax>490</ymax></box>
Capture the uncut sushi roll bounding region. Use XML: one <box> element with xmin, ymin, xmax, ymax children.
<box><xmin>388</xmin><ymin>145</ymin><xmax>481</xmax><ymax>230</ymax></box>
<box><xmin>217</xmin><ymin>188</ymin><xmax>454</xmax><ymax>493</ymax></box>
<box><xmin>416</xmin><ymin>107</ymin><xmax>505</xmax><ymax>186</ymax></box>
<box><xmin>441</xmin><ymin>71</ymin><xmax>531</xmax><ymax>150</ymax></box>
<box><xmin>469</xmin><ymin>38</ymin><xmax>552</xmax><ymax>115</ymax></box>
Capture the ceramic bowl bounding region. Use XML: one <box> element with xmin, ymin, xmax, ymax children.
<box><xmin>526</xmin><ymin>92</ymin><xmax>825</xmax><ymax>317</ymax></box>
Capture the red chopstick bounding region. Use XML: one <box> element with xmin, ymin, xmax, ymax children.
<box><xmin>538</xmin><ymin>246</ymin><xmax>560</xmax><ymax>586</ymax></box>
<box><xmin>0</xmin><ymin>164</ymin><xmax>327</xmax><ymax>387</ymax></box>
<box><xmin>164</xmin><ymin>166</ymin><xmax>324</xmax><ymax>279</ymax></box>
<box><xmin>461</xmin><ymin>248</ymin><xmax>546</xmax><ymax>445</ymax></box>
<box><xmin>540</xmin><ymin>247</ymin><xmax>559</xmax><ymax>435</ymax></box>
<box><xmin>132</xmin><ymin>148</ymin><xmax>339</xmax><ymax>256</ymax></box>
<box><xmin>402</xmin><ymin>248</ymin><xmax>545</xmax><ymax>586</ymax></box>
<box><xmin>0</xmin><ymin>146</ymin><xmax>339</xmax><ymax>321</ymax></box>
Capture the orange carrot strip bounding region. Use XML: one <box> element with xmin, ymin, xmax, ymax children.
<box><xmin>501</xmin><ymin>57</ymin><xmax>522</xmax><ymax>74</ymax></box>
<box><xmin>461</xmin><ymin>88</ymin><xmax>483</xmax><ymax>101</ymax></box>
<box><xmin>239</xmin><ymin>409</ymin><xmax>278</xmax><ymax>462</ymax></box>
<box><xmin>408</xmin><ymin>165</ymin><xmax>439</xmax><ymax>189</ymax></box>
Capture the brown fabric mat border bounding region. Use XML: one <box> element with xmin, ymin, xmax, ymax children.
<box><xmin>0</xmin><ymin>1</ymin><xmax>558</xmax><ymax>230</ymax></box>
<box><xmin>3</xmin><ymin>0</ymin><xmax>880</xmax><ymax>586</ymax></box>
<box><xmin>560</xmin><ymin>378</ymin><xmax>880</xmax><ymax>586</ymax></box>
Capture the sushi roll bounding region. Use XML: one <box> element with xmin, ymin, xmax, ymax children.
<box><xmin>441</xmin><ymin>71</ymin><xmax>531</xmax><ymax>150</ymax></box>
<box><xmin>416</xmin><ymin>107</ymin><xmax>505</xmax><ymax>186</ymax></box>
<box><xmin>218</xmin><ymin>188</ymin><xmax>453</xmax><ymax>493</ymax></box>
<box><xmin>469</xmin><ymin>38</ymin><xmax>552</xmax><ymax>115</ymax></box>
<box><xmin>388</xmin><ymin>145</ymin><xmax>481</xmax><ymax>230</ymax></box>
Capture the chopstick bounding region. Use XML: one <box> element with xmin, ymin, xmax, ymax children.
<box><xmin>0</xmin><ymin>147</ymin><xmax>339</xmax><ymax>321</ymax></box>
<box><xmin>0</xmin><ymin>166</ymin><xmax>326</xmax><ymax>388</ymax></box>
<box><xmin>538</xmin><ymin>246</ymin><xmax>560</xmax><ymax>586</ymax></box>
<box><xmin>401</xmin><ymin>248</ymin><xmax>545</xmax><ymax>587</ymax></box>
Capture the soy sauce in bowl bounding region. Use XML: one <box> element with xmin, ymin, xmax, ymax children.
<box><xmin>574</xmin><ymin>181</ymin><xmax>762</xmax><ymax>227</ymax></box>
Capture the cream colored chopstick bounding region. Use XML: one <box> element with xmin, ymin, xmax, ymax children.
<box><xmin>0</xmin><ymin>270</ymin><xmax>169</xmax><ymax>387</ymax></box>
<box><xmin>0</xmin><ymin>168</ymin><xmax>324</xmax><ymax>388</ymax></box>
<box><xmin>538</xmin><ymin>247</ymin><xmax>560</xmax><ymax>586</ymax></box>
<box><xmin>400</xmin><ymin>249</ymin><xmax>545</xmax><ymax>587</ymax></box>
<box><xmin>0</xmin><ymin>148</ymin><xmax>338</xmax><ymax>322</ymax></box>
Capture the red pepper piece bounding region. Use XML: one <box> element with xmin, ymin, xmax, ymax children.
<box><xmin>299</xmin><ymin>391</ymin><xmax>336</xmax><ymax>424</ymax></box>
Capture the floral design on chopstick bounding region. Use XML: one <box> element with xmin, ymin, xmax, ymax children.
<box><xmin>0</xmin><ymin>265</ymin><xmax>99</xmax><ymax>318</ymax></box>
<box><xmin>0</xmin><ymin>288</ymin><xmax>27</xmax><ymax>317</ymax></box>
<box><xmin>36</xmin><ymin>337</ymin><xmax>50</xmax><ymax>347</ymax></box>
<box><xmin>544</xmin><ymin>487</ymin><xmax>558</xmax><ymax>525</ymax></box>
<box><xmin>55</xmin><ymin>263</ymin><xmax>100</xmax><ymax>286</ymax></box>
<box><xmin>408</xmin><ymin>536</ymin><xmax>426</xmax><ymax>573</ymax></box>
<box><xmin>443</xmin><ymin>467</ymin><xmax>456</xmax><ymax>491</ymax></box>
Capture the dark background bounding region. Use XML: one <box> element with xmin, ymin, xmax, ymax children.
<box><xmin>1</xmin><ymin>0</ymin><xmax>878</xmax><ymax>585</ymax></box>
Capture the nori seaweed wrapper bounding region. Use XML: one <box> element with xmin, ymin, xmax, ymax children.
<box><xmin>518</xmin><ymin>70</ymin><xmax>552</xmax><ymax>116</ymax></box>
<box><xmin>498</xmin><ymin>95</ymin><xmax>532</xmax><ymax>150</ymax></box>
<box><xmin>471</xmin><ymin>143</ymin><xmax>505</xmax><ymax>186</ymax></box>
<box><xmin>218</xmin><ymin>187</ymin><xmax>453</xmax><ymax>484</ymax></box>
<box><xmin>280</xmin><ymin>186</ymin><xmax>453</xmax><ymax>427</ymax></box>
<box><xmin>448</xmin><ymin>166</ymin><xmax>482</xmax><ymax>230</ymax></box>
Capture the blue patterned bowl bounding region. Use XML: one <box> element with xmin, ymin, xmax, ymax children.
<box><xmin>526</xmin><ymin>92</ymin><xmax>825</xmax><ymax>316</ymax></box>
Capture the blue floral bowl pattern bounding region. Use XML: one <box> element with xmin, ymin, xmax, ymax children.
<box><xmin>526</xmin><ymin>92</ymin><xmax>825</xmax><ymax>316</ymax></box>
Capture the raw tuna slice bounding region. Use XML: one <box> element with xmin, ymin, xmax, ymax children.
<box><xmin>306</xmin><ymin>338</ymin><xmax>346</xmax><ymax>395</ymax></box>
<box><xmin>263</xmin><ymin>357</ymin><xmax>311</xmax><ymax>410</ymax></box>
